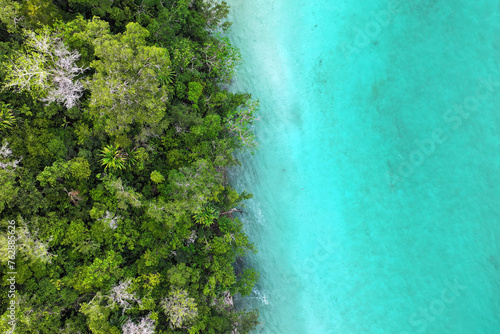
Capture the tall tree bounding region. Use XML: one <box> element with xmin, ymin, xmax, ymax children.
<box><xmin>81</xmin><ymin>19</ymin><xmax>172</xmax><ymax>135</ymax></box>
<box><xmin>3</xmin><ymin>29</ymin><xmax>87</xmax><ymax>108</ymax></box>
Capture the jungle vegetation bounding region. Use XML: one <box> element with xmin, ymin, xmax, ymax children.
<box><xmin>0</xmin><ymin>0</ymin><xmax>259</xmax><ymax>333</ymax></box>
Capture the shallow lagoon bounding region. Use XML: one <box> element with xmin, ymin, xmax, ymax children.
<box><xmin>227</xmin><ymin>1</ymin><xmax>500</xmax><ymax>333</ymax></box>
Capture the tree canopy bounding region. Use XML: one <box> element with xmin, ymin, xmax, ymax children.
<box><xmin>0</xmin><ymin>1</ymin><xmax>259</xmax><ymax>333</ymax></box>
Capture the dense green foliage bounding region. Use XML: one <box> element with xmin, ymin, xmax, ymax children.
<box><xmin>0</xmin><ymin>0</ymin><xmax>259</xmax><ymax>333</ymax></box>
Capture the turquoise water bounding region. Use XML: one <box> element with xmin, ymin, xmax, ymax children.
<box><xmin>226</xmin><ymin>1</ymin><xmax>500</xmax><ymax>333</ymax></box>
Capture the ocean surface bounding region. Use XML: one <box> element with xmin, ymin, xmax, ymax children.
<box><xmin>226</xmin><ymin>1</ymin><xmax>500</xmax><ymax>333</ymax></box>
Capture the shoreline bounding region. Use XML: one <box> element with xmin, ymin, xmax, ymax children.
<box><xmin>226</xmin><ymin>0</ymin><xmax>500</xmax><ymax>333</ymax></box>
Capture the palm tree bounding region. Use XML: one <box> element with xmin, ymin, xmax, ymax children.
<box><xmin>99</xmin><ymin>144</ymin><xmax>128</xmax><ymax>171</ymax></box>
<box><xmin>99</xmin><ymin>144</ymin><xmax>138</xmax><ymax>171</ymax></box>
<box><xmin>193</xmin><ymin>204</ymin><xmax>220</xmax><ymax>226</ymax></box>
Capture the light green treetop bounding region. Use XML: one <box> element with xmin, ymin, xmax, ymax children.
<box><xmin>82</xmin><ymin>19</ymin><xmax>172</xmax><ymax>135</ymax></box>
<box><xmin>161</xmin><ymin>288</ymin><xmax>198</xmax><ymax>329</ymax></box>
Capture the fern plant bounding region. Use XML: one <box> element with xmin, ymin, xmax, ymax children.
<box><xmin>126</xmin><ymin>150</ymin><xmax>138</xmax><ymax>167</ymax></box>
<box><xmin>157</xmin><ymin>67</ymin><xmax>174</xmax><ymax>85</ymax></box>
<box><xmin>0</xmin><ymin>103</ymin><xmax>16</xmax><ymax>132</ymax></box>
<box><xmin>109</xmin><ymin>313</ymin><xmax>128</xmax><ymax>328</ymax></box>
